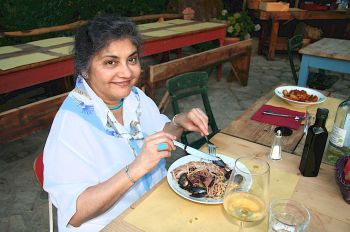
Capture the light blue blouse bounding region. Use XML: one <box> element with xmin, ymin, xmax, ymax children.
<box><xmin>43</xmin><ymin>77</ymin><xmax>169</xmax><ymax>231</ymax></box>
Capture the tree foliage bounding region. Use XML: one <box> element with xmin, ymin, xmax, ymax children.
<box><xmin>0</xmin><ymin>0</ymin><xmax>170</xmax><ymax>46</ymax></box>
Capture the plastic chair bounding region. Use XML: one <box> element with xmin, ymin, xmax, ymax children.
<box><xmin>287</xmin><ymin>35</ymin><xmax>338</xmax><ymax>90</ymax></box>
<box><xmin>166</xmin><ymin>71</ymin><xmax>219</xmax><ymax>149</ymax></box>
<box><xmin>33</xmin><ymin>152</ymin><xmax>54</xmax><ymax>232</ymax></box>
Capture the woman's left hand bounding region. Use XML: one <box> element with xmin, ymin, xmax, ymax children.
<box><xmin>173</xmin><ymin>108</ymin><xmax>209</xmax><ymax>136</ymax></box>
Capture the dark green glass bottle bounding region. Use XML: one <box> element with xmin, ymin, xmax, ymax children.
<box><xmin>299</xmin><ymin>108</ymin><xmax>329</xmax><ymax>177</ymax></box>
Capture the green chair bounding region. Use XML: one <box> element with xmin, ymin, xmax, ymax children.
<box><xmin>287</xmin><ymin>35</ymin><xmax>338</xmax><ymax>90</ymax></box>
<box><xmin>166</xmin><ymin>71</ymin><xmax>219</xmax><ymax>149</ymax></box>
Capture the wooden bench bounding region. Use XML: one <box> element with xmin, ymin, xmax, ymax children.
<box><xmin>0</xmin><ymin>39</ymin><xmax>251</xmax><ymax>144</ymax></box>
<box><xmin>0</xmin><ymin>92</ymin><xmax>68</xmax><ymax>144</ymax></box>
<box><xmin>145</xmin><ymin>39</ymin><xmax>253</xmax><ymax>111</ymax></box>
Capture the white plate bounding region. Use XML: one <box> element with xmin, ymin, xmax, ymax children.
<box><xmin>168</xmin><ymin>154</ymin><xmax>254</xmax><ymax>205</ymax></box>
<box><xmin>167</xmin><ymin>154</ymin><xmax>235</xmax><ymax>204</ymax></box>
<box><xmin>275</xmin><ymin>86</ymin><xmax>327</xmax><ymax>108</ymax></box>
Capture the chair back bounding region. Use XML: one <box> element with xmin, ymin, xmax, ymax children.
<box><xmin>166</xmin><ymin>71</ymin><xmax>219</xmax><ymax>148</ymax></box>
<box><xmin>33</xmin><ymin>152</ymin><xmax>44</xmax><ymax>187</ymax></box>
<box><xmin>287</xmin><ymin>35</ymin><xmax>304</xmax><ymax>84</ymax></box>
<box><xmin>33</xmin><ymin>152</ymin><xmax>54</xmax><ymax>232</ymax></box>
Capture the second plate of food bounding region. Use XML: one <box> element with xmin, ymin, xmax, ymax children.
<box><xmin>275</xmin><ymin>86</ymin><xmax>327</xmax><ymax>108</ymax></box>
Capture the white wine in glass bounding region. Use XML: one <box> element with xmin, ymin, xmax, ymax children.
<box><xmin>223</xmin><ymin>157</ymin><xmax>270</xmax><ymax>231</ymax></box>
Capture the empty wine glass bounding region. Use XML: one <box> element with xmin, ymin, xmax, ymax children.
<box><xmin>223</xmin><ymin>157</ymin><xmax>270</xmax><ymax>231</ymax></box>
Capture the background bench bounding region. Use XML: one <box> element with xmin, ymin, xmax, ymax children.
<box><xmin>145</xmin><ymin>39</ymin><xmax>253</xmax><ymax>111</ymax></box>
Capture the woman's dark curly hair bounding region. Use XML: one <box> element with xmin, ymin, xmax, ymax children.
<box><xmin>74</xmin><ymin>15</ymin><xmax>141</xmax><ymax>76</ymax></box>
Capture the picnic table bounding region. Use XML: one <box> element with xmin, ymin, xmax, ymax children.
<box><xmin>0</xmin><ymin>19</ymin><xmax>226</xmax><ymax>94</ymax></box>
<box><xmin>298</xmin><ymin>38</ymin><xmax>350</xmax><ymax>87</ymax></box>
<box><xmin>101</xmin><ymin>86</ymin><xmax>349</xmax><ymax>232</ymax></box>
<box><xmin>252</xmin><ymin>9</ymin><xmax>350</xmax><ymax>60</ymax></box>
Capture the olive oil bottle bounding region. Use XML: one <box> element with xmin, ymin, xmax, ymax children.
<box><xmin>299</xmin><ymin>108</ymin><xmax>329</xmax><ymax>177</ymax></box>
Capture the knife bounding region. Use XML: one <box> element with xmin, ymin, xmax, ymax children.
<box><xmin>173</xmin><ymin>140</ymin><xmax>219</xmax><ymax>161</ymax></box>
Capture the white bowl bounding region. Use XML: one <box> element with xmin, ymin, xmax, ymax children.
<box><xmin>274</xmin><ymin>86</ymin><xmax>327</xmax><ymax>108</ymax></box>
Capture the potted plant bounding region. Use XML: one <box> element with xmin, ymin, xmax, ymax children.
<box><xmin>218</xmin><ymin>10</ymin><xmax>255</xmax><ymax>43</ymax></box>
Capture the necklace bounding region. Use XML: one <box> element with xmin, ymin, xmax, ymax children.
<box><xmin>109</xmin><ymin>98</ymin><xmax>124</xmax><ymax>110</ymax></box>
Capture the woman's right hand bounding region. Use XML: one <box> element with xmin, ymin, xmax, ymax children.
<box><xmin>134</xmin><ymin>131</ymin><xmax>176</xmax><ymax>173</ymax></box>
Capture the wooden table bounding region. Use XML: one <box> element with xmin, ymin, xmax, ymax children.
<box><xmin>252</xmin><ymin>9</ymin><xmax>350</xmax><ymax>60</ymax></box>
<box><xmin>221</xmin><ymin>86</ymin><xmax>305</xmax><ymax>154</ymax></box>
<box><xmin>0</xmin><ymin>19</ymin><xmax>226</xmax><ymax>94</ymax></box>
<box><xmin>101</xmin><ymin>87</ymin><xmax>349</xmax><ymax>232</ymax></box>
<box><xmin>298</xmin><ymin>38</ymin><xmax>350</xmax><ymax>87</ymax></box>
<box><xmin>102</xmin><ymin>134</ymin><xmax>350</xmax><ymax>231</ymax></box>
<box><xmin>221</xmin><ymin>84</ymin><xmax>344</xmax><ymax>160</ymax></box>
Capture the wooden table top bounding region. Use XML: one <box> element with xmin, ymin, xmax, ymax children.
<box><xmin>0</xmin><ymin>19</ymin><xmax>225</xmax><ymax>73</ymax></box>
<box><xmin>102</xmin><ymin>133</ymin><xmax>350</xmax><ymax>232</ymax></box>
<box><xmin>221</xmin><ymin>86</ymin><xmax>305</xmax><ymax>154</ymax></box>
<box><xmin>220</xmin><ymin>85</ymin><xmax>343</xmax><ymax>160</ymax></box>
<box><xmin>299</xmin><ymin>38</ymin><xmax>350</xmax><ymax>61</ymax></box>
<box><xmin>137</xmin><ymin>19</ymin><xmax>225</xmax><ymax>42</ymax></box>
<box><xmin>254</xmin><ymin>8</ymin><xmax>350</xmax><ymax>20</ymax></box>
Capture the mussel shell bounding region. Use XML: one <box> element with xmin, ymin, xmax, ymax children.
<box><xmin>212</xmin><ymin>158</ymin><xmax>226</xmax><ymax>169</ymax></box>
<box><xmin>224</xmin><ymin>170</ymin><xmax>232</xmax><ymax>180</ymax></box>
<box><xmin>212</xmin><ymin>158</ymin><xmax>232</xmax><ymax>172</ymax></box>
<box><xmin>178</xmin><ymin>173</ymin><xmax>191</xmax><ymax>190</ymax></box>
<box><xmin>189</xmin><ymin>186</ymin><xmax>207</xmax><ymax>198</ymax></box>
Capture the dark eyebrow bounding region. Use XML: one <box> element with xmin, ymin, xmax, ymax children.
<box><xmin>103</xmin><ymin>50</ymin><xmax>138</xmax><ymax>59</ymax></box>
<box><xmin>129</xmin><ymin>51</ymin><xmax>139</xmax><ymax>57</ymax></box>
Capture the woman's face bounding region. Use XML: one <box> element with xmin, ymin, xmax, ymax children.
<box><xmin>87</xmin><ymin>38</ymin><xmax>141</xmax><ymax>105</ymax></box>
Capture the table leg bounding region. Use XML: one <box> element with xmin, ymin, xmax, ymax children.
<box><xmin>258</xmin><ymin>21</ymin><xmax>268</xmax><ymax>55</ymax></box>
<box><xmin>216</xmin><ymin>38</ymin><xmax>224</xmax><ymax>81</ymax></box>
<box><xmin>298</xmin><ymin>55</ymin><xmax>350</xmax><ymax>86</ymax></box>
<box><xmin>268</xmin><ymin>19</ymin><xmax>279</xmax><ymax>60</ymax></box>
<box><xmin>298</xmin><ymin>55</ymin><xmax>310</xmax><ymax>87</ymax></box>
<box><xmin>230</xmin><ymin>47</ymin><xmax>252</xmax><ymax>86</ymax></box>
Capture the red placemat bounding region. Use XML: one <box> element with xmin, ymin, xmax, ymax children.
<box><xmin>251</xmin><ymin>105</ymin><xmax>305</xmax><ymax>130</ymax></box>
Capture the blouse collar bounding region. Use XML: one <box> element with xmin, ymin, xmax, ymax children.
<box><xmin>71</xmin><ymin>76</ymin><xmax>143</xmax><ymax>139</ymax></box>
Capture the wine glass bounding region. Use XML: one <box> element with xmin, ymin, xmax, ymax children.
<box><xmin>223</xmin><ymin>157</ymin><xmax>270</xmax><ymax>231</ymax></box>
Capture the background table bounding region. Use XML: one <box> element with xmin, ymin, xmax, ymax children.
<box><xmin>221</xmin><ymin>84</ymin><xmax>342</xmax><ymax>156</ymax></box>
<box><xmin>0</xmin><ymin>19</ymin><xmax>226</xmax><ymax>94</ymax></box>
<box><xmin>253</xmin><ymin>9</ymin><xmax>350</xmax><ymax>60</ymax></box>
<box><xmin>298</xmin><ymin>38</ymin><xmax>350</xmax><ymax>87</ymax></box>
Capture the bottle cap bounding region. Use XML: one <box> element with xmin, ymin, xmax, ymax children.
<box><xmin>276</xmin><ymin>130</ymin><xmax>282</xmax><ymax>137</ymax></box>
<box><xmin>316</xmin><ymin>108</ymin><xmax>329</xmax><ymax>119</ymax></box>
<box><xmin>274</xmin><ymin>127</ymin><xmax>293</xmax><ymax>136</ymax></box>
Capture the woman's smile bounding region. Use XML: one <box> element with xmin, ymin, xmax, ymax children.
<box><xmin>111</xmin><ymin>80</ymin><xmax>131</xmax><ymax>87</ymax></box>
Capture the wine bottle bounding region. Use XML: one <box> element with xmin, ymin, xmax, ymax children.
<box><xmin>299</xmin><ymin>108</ymin><xmax>329</xmax><ymax>177</ymax></box>
<box><xmin>326</xmin><ymin>97</ymin><xmax>350</xmax><ymax>164</ymax></box>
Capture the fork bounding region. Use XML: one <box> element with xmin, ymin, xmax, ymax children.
<box><xmin>263</xmin><ymin>110</ymin><xmax>305</xmax><ymax>121</ymax></box>
<box><xmin>205</xmin><ymin>136</ymin><xmax>217</xmax><ymax>157</ymax></box>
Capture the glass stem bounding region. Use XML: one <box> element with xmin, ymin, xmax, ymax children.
<box><xmin>238</xmin><ymin>221</ymin><xmax>244</xmax><ymax>232</ymax></box>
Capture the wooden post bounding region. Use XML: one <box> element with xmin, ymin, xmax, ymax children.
<box><xmin>230</xmin><ymin>47</ymin><xmax>252</xmax><ymax>86</ymax></box>
<box><xmin>268</xmin><ymin>19</ymin><xmax>279</xmax><ymax>60</ymax></box>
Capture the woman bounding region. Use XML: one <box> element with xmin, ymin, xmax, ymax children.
<box><xmin>43</xmin><ymin>15</ymin><xmax>209</xmax><ymax>231</ymax></box>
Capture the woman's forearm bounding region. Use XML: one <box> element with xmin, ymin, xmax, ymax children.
<box><xmin>163</xmin><ymin>121</ymin><xmax>183</xmax><ymax>140</ymax></box>
<box><xmin>68</xmin><ymin>161</ymin><xmax>145</xmax><ymax>227</ymax></box>
<box><xmin>163</xmin><ymin>114</ymin><xmax>184</xmax><ymax>140</ymax></box>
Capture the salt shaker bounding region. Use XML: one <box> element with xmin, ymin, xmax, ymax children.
<box><xmin>269</xmin><ymin>130</ymin><xmax>282</xmax><ymax>160</ymax></box>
